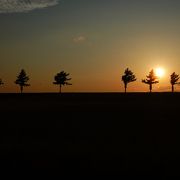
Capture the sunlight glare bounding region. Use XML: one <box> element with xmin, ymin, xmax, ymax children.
<box><xmin>155</xmin><ymin>67</ymin><xmax>165</xmax><ymax>78</ymax></box>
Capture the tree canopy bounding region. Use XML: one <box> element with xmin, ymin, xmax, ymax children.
<box><xmin>122</xmin><ymin>68</ymin><xmax>136</xmax><ymax>93</ymax></box>
<box><xmin>53</xmin><ymin>71</ymin><xmax>72</xmax><ymax>93</ymax></box>
<box><xmin>170</xmin><ymin>72</ymin><xmax>180</xmax><ymax>92</ymax></box>
<box><xmin>15</xmin><ymin>69</ymin><xmax>30</xmax><ymax>93</ymax></box>
<box><xmin>142</xmin><ymin>69</ymin><xmax>159</xmax><ymax>92</ymax></box>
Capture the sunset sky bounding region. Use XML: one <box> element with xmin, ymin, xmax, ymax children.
<box><xmin>1</xmin><ymin>0</ymin><xmax>180</xmax><ymax>92</ymax></box>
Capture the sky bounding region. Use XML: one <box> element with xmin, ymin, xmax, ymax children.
<box><xmin>1</xmin><ymin>0</ymin><xmax>180</xmax><ymax>92</ymax></box>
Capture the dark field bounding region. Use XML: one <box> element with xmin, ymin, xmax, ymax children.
<box><xmin>0</xmin><ymin>93</ymin><xmax>180</xmax><ymax>178</ymax></box>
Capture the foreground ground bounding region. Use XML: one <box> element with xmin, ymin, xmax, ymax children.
<box><xmin>0</xmin><ymin>92</ymin><xmax>180</xmax><ymax>178</ymax></box>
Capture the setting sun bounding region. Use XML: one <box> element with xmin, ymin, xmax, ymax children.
<box><xmin>155</xmin><ymin>67</ymin><xmax>165</xmax><ymax>78</ymax></box>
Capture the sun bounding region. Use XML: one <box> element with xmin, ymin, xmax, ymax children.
<box><xmin>155</xmin><ymin>67</ymin><xmax>165</xmax><ymax>78</ymax></box>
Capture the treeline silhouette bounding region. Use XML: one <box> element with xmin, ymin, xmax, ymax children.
<box><xmin>122</xmin><ymin>68</ymin><xmax>180</xmax><ymax>93</ymax></box>
<box><xmin>0</xmin><ymin>68</ymin><xmax>180</xmax><ymax>93</ymax></box>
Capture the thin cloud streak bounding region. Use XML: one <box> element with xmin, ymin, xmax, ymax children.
<box><xmin>73</xmin><ymin>35</ymin><xmax>86</xmax><ymax>43</ymax></box>
<box><xmin>0</xmin><ymin>0</ymin><xmax>59</xmax><ymax>13</ymax></box>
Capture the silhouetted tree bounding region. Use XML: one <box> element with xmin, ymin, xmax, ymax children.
<box><xmin>122</xmin><ymin>68</ymin><xmax>136</xmax><ymax>93</ymax></box>
<box><xmin>15</xmin><ymin>69</ymin><xmax>30</xmax><ymax>93</ymax></box>
<box><xmin>170</xmin><ymin>72</ymin><xmax>180</xmax><ymax>92</ymax></box>
<box><xmin>53</xmin><ymin>71</ymin><xmax>72</xmax><ymax>93</ymax></box>
<box><xmin>0</xmin><ymin>79</ymin><xmax>4</xmax><ymax>86</ymax></box>
<box><xmin>142</xmin><ymin>69</ymin><xmax>159</xmax><ymax>93</ymax></box>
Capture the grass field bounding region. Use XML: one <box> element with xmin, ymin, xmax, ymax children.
<box><xmin>0</xmin><ymin>93</ymin><xmax>180</xmax><ymax>178</ymax></box>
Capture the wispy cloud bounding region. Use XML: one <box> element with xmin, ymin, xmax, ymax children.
<box><xmin>0</xmin><ymin>0</ymin><xmax>59</xmax><ymax>13</ymax></box>
<box><xmin>73</xmin><ymin>35</ymin><xmax>86</xmax><ymax>43</ymax></box>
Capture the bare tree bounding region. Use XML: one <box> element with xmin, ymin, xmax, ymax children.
<box><xmin>53</xmin><ymin>71</ymin><xmax>72</xmax><ymax>93</ymax></box>
<box><xmin>142</xmin><ymin>69</ymin><xmax>159</xmax><ymax>93</ymax></box>
<box><xmin>15</xmin><ymin>69</ymin><xmax>30</xmax><ymax>93</ymax></box>
<box><xmin>122</xmin><ymin>68</ymin><xmax>136</xmax><ymax>93</ymax></box>
<box><xmin>170</xmin><ymin>72</ymin><xmax>180</xmax><ymax>92</ymax></box>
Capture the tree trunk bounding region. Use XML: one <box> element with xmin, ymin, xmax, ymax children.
<box><xmin>172</xmin><ymin>85</ymin><xmax>174</xmax><ymax>93</ymax></box>
<box><xmin>150</xmin><ymin>84</ymin><xmax>152</xmax><ymax>93</ymax></box>
<box><xmin>124</xmin><ymin>84</ymin><xmax>127</xmax><ymax>93</ymax></box>
<box><xmin>20</xmin><ymin>86</ymin><xmax>23</xmax><ymax>93</ymax></box>
<box><xmin>59</xmin><ymin>84</ymin><xmax>62</xmax><ymax>93</ymax></box>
